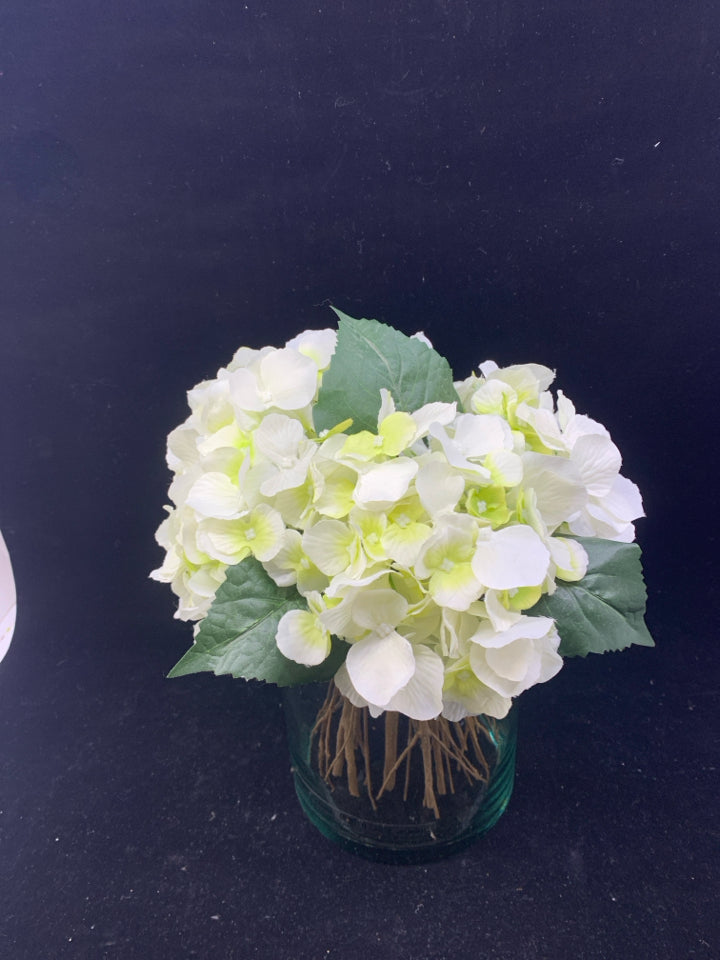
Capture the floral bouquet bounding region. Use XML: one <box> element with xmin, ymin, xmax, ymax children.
<box><xmin>152</xmin><ymin>309</ymin><xmax>652</xmax><ymax>834</ymax></box>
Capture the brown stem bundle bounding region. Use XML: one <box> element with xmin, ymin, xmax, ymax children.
<box><xmin>312</xmin><ymin>682</ymin><xmax>496</xmax><ymax>819</ymax></box>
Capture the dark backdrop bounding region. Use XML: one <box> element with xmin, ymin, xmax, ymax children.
<box><xmin>1</xmin><ymin>2</ymin><xmax>718</xmax><ymax>958</ymax></box>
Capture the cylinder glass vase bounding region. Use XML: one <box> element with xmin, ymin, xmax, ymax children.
<box><xmin>282</xmin><ymin>681</ymin><xmax>517</xmax><ymax>864</ymax></box>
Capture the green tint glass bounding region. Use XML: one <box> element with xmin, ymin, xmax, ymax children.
<box><xmin>283</xmin><ymin>682</ymin><xmax>517</xmax><ymax>864</ymax></box>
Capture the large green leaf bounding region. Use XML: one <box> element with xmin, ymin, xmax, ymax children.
<box><xmin>313</xmin><ymin>309</ymin><xmax>460</xmax><ymax>434</ymax></box>
<box><xmin>168</xmin><ymin>557</ymin><xmax>348</xmax><ymax>685</ymax></box>
<box><xmin>529</xmin><ymin>537</ymin><xmax>654</xmax><ymax>657</ymax></box>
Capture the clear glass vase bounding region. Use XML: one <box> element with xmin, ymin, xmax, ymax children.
<box><xmin>282</xmin><ymin>681</ymin><xmax>517</xmax><ymax>864</ymax></box>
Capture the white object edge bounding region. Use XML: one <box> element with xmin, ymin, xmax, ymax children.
<box><xmin>0</xmin><ymin>530</ymin><xmax>17</xmax><ymax>663</ymax></box>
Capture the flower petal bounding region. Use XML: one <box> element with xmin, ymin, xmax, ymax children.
<box><xmin>429</xmin><ymin>563</ymin><xmax>483</xmax><ymax>611</ymax></box>
<box><xmin>259</xmin><ymin>348</ymin><xmax>319</xmax><ymax>410</ymax></box>
<box><xmin>285</xmin><ymin>328</ymin><xmax>337</xmax><ymax>370</ymax></box>
<box><xmin>379</xmin><ymin>412</ymin><xmax>417</xmax><ymax>455</ymax></box>
<box><xmin>186</xmin><ymin>472</ymin><xmax>244</xmax><ymax>519</ymax></box>
<box><xmin>483</xmin><ymin>589</ymin><xmax>522</xmax><ymax>632</ymax></box>
<box><xmin>166</xmin><ymin>424</ymin><xmax>200</xmax><ymax>471</ymax></box>
<box><xmin>410</xmin><ymin>401</ymin><xmax>457</xmax><ymax>438</ymax></box>
<box><xmin>333</xmin><ymin>662</ymin><xmax>372</xmax><ymax>710</ymax></box>
<box><xmin>346</xmin><ymin>630</ymin><xmax>415</xmax><ymax>706</ymax></box>
<box><xmin>484</xmin><ymin>450</ymin><xmax>523</xmax><ymax>487</ymax></box>
<box><xmin>469</xmin><ymin>615</ymin><xmax>563</xmax><ymax>698</ymax></box>
<box><xmin>381</xmin><ymin>519</ymin><xmax>432</xmax><ymax>567</ymax></box>
<box><xmin>454</xmin><ymin>413</ymin><xmax>513</xmax><ymax>457</ymax></box>
<box><xmin>302</xmin><ymin>519</ymin><xmax>356</xmax><ymax>576</ymax></box>
<box><xmin>276</xmin><ymin>608</ymin><xmax>331</xmax><ymax>666</ymax></box>
<box><xmin>600</xmin><ymin>473</ymin><xmax>645</xmax><ymax>523</ymax></box>
<box><xmin>228</xmin><ymin>367</ymin><xmax>265</xmax><ymax>413</ymax></box>
<box><xmin>571</xmin><ymin>433</ymin><xmax>622</xmax><ymax>498</ymax></box>
<box><xmin>472</xmin><ymin>525</ymin><xmax>550</xmax><ymax>590</ymax></box>
<box><xmin>253</xmin><ymin>413</ymin><xmax>306</xmax><ymax>464</ymax></box>
<box><xmin>415</xmin><ymin>458</ymin><xmax>465</xmax><ymax>514</ymax></box>
<box><xmin>351</xmin><ymin>589</ymin><xmax>409</xmax><ymax>632</ymax></box>
<box><xmin>521</xmin><ymin>452</ymin><xmax>587</xmax><ymax>529</ymax></box>
<box><xmin>442</xmin><ymin>658</ymin><xmax>512</xmax><ymax>720</ymax></box>
<box><xmin>384</xmin><ymin>645</ymin><xmax>444</xmax><ymax>720</ymax></box>
<box><xmin>515</xmin><ymin>403</ymin><xmax>566</xmax><ymax>451</ymax></box>
<box><xmin>353</xmin><ymin>460</ymin><xmax>418</xmax><ymax>509</ymax></box>
<box><xmin>549</xmin><ymin>536</ymin><xmax>588</xmax><ymax>582</ymax></box>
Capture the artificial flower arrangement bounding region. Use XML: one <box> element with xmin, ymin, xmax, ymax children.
<box><xmin>152</xmin><ymin>309</ymin><xmax>652</xmax><ymax>840</ymax></box>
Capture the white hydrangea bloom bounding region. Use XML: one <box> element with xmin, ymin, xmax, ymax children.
<box><xmin>471</xmin><ymin>525</ymin><xmax>550</xmax><ymax>590</ymax></box>
<box><xmin>228</xmin><ymin>347</ymin><xmax>319</xmax><ymax>413</ymax></box>
<box><xmin>336</xmin><ymin>642</ymin><xmax>445</xmax><ymax>721</ymax></box>
<box><xmin>352</xmin><ymin>459</ymin><xmax>419</xmax><ymax>510</ymax></box>
<box><xmin>468</xmin><ymin>615</ymin><xmax>563</xmax><ymax>699</ymax></box>
<box><xmin>152</xmin><ymin>327</ymin><xmax>645</xmax><ymax>721</ymax></box>
<box><xmin>276</xmin><ymin>592</ymin><xmax>332</xmax><ymax>666</ymax></box>
<box><xmin>559</xmin><ymin>405</ymin><xmax>645</xmax><ymax>541</ymax></box>
<box><xmin>251</xmin><ymin>414</ymin><xmax>316</xmax><ymax>496</ymax></box>
<box><xmin>285</xmin><ymin>328</ymin><xmax>337</xmax><ymax>370</ymax></box>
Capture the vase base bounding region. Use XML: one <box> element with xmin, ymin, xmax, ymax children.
<box><xmin>284</xmin><ymin>684</ymin><xmax>518</xmax><ymax>863</ymax></box>
<box><xmin>291</xmin><ymin>732</ymin><xmax>516</xmax><ymax>864</ymax></box>
<box><xmin>294</xmin><ymin>787</ymin><xmax>514</xmax><ymax>864</ymax></box>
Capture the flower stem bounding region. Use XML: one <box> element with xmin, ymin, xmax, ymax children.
<box><xmin>312</xmin><ymin>682</ymin><xmax>495</xmax><ymax>818</ymax></box>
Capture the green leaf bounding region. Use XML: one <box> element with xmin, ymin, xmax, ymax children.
<box><xmin>314</xmin><ymin>309</ymin><xmax>460</xmax><ymax>435</ymax></box>
<box><xmin>529</xmin><ymin>537</ymin><xmax>654</xmax><ymax>657</ymax></box>
<box><xmin>168</xmin><ymin>557</ymin><xmax>348</xmax><ymax>685</ymax></box>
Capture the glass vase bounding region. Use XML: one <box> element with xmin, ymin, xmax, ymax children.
<box><xmin>282</xmin><ymin>681</ymin><xmax>517</xmax><ymax>864</ymax></box>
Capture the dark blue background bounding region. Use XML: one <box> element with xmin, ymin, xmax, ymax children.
<box><xmin>1</xmin><ymin>2</ymin><xmax>718</xmax><ymax>957</ymax></box>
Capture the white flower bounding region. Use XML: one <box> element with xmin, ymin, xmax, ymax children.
<box><xmin>168</xmin><ymin>562</ymin><xmax>228</xmax><ymax>622</ymax></box>
<box><xmin>332</xmin><ymin>584</ymin><xmax>446</xmax><ymax>721</ymax></box>
<box><xmin>302</xmin><ymin>518</ymin><xmax>365</xmax><ymax>579</ymax></box>
<box><xmin>197</xmin><ymin>504</ymin><xmax>285</xmax><ymax>565</ymax></box>
<box><xmin>186</xmin><ymin>376</ymin><xmax>237</xmax><ymax>433</ymax></box>
<box><xmin>468</xmin><ymin>615</ymin><xmax>563</xmax><ymax>699</ymax></box>
<box><xmin>346</xmin><ymin>628</ymin><xmax>416</xmax><ymax>707</ymax></box>
<box><xmin>471</xmin><ymin>525</ymin><xmax>550</xmax><ymax>591</ymax></box>
<box><xmin>320</xmin><ymin>577</ymin><xmax>406</xmax><ymax>640</ymax></box>
<box><xmin>310</xmin><ymin>445</ymin><xmax>358</xmax><ymax>519</ymax></box>
<box><xmin>548</xmin><ymin>536</ymin><xmax>588</xmax><ymax>582</ymax></box>
<box><xmin>428</xmin><ymin>417</ymin><xmax>493</xmax><ymax>481</ymax></box>
<box><xmin>166</xmin><ymin>423</ymin><xmax>201</xmax><ymax>472</ymax></box>
<box><xmin>568</xmin><ymin>473</ymin><xmax>644</xmax><ymax>542</ymax></box>
<box><xmin>225</xmin><ymin>344</ymin><xmax>274</xmax><ymax>372</ymax></box>
<box><xmin>336</xmin><ymin>643</ymin><xmax>445</xmax><ymax>721</ymax></box>
<box><xmin>441</xmin><ymin>648</ymin><xmax>513</xmax><ymax>720</ymax></box>
<box><xmin>251</xmin><ymin>414</ymin><xmax>316</xmax><ymax>496</ymax></box>
<box><xmin>570</xmin><ymin>433</ymin><xmax>622</xmax><ymax>498</ymax></box>
<box><xmin>478</xmin><ymin>361</ymin><xmax>555</xmax><ymax>400</ymax></box>
<box><xmin>414</xmin><ymin>514</ymin><xmax>484</xmax><ymax>611</ymax></box>
<box><xmin>558</xmin><ymin>410</ymin><xmax>645</xmax><ymax>541</ymax></box>
<box><xmin>276</xmin><ymin>592</ymin><xmax>332</xmax><ymax>666</ymax></box>
<box><xmin>186</xmin><ymin>472</ymin><xmax>245</xmax><ymax>520</ymax></box>
<box><xmin>515</xmin><ymin>402</ymin><xmax>566</xmax><ymax>451</ymax></box>
<box><xmin>262</xmin><ymin>529</ymin><xmax>328</xmax><ymax>593</ymax></box>
<box><xmin>229</xmin><ymin>347</ymin><xmax>319</xmax><ymax>413</ymax></box>
<box><xmin>407</xmin><ymin>398</ymin><xmax>457</xmax><ymax>442</ymax></box>
<box><xmin>285</xmin><ymin>328</ymin><xmax>337</xmax><ymax>370</ymax></box>
<box><xmin>520</xmin><ymin>452</ymin><xmax>588</xmax><ymax>531</ymax></box>
<box><xmin>150</xmin><ymin>504</ymin><xmax>210</xmax><ymax>583</ymax></box>
<box><xmin>352</xmin><ymin>459</ymin><xmax>419</xmax><ymax>510</ymax></box>
<box><xmin>415</xmin><ymin>457</ymin><xmax>465</xmax><ymax>515</ymax></box>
